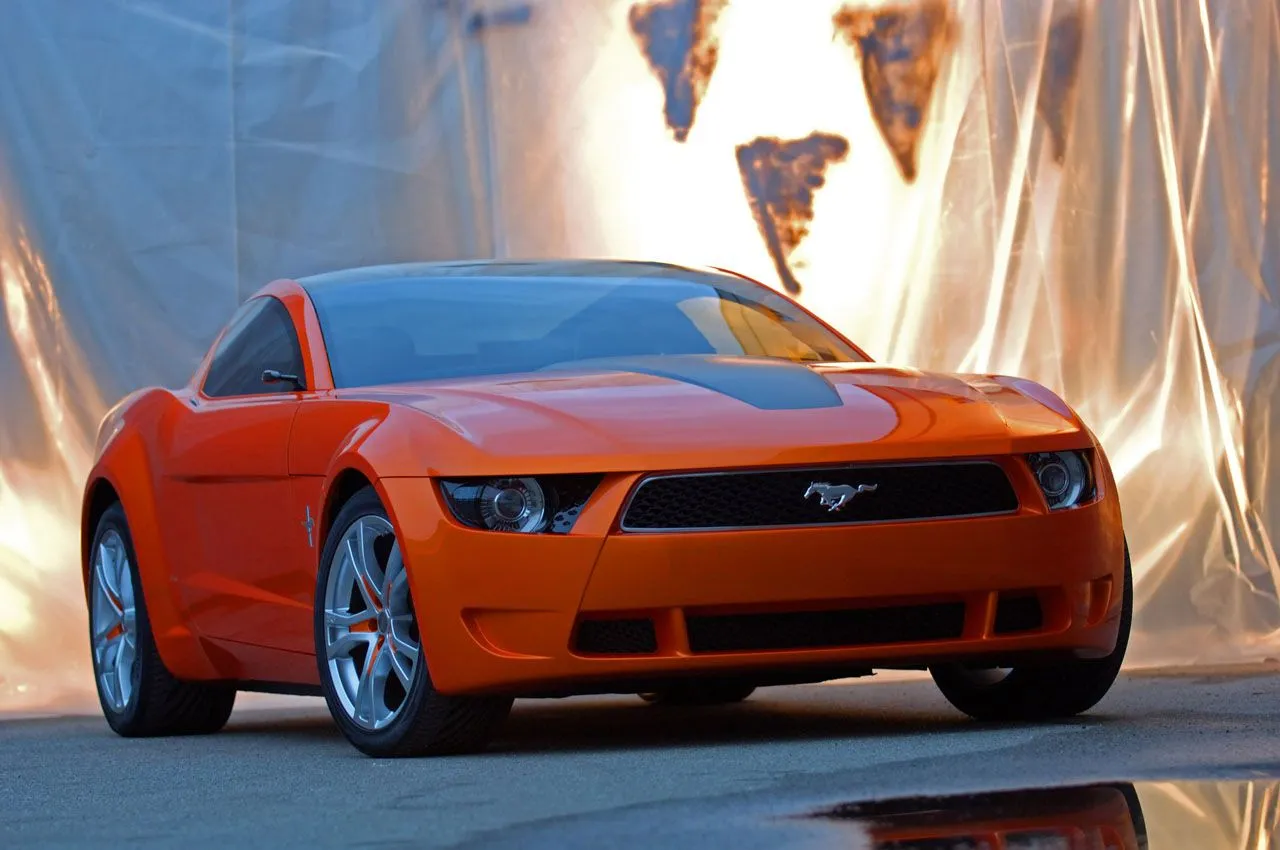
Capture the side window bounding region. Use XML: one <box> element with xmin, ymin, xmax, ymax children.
<box><xmin>202</xmin><ymin>297</ymin><xmax>306</xmax><ymax>398</ymax></box>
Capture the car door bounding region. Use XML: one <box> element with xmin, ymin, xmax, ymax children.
<box><xmin>163</xmin><ymin>296</ymin><xmax>314</xmax><ymax>653</ymax></box>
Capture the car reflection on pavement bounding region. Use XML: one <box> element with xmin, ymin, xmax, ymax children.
<box><xmin>807</xmin><ymin>779</ymin><xmax>1280</xmax><ymax>849</ymax></box>
<box><xmin>814</xmin><ymin>784</ymin><xmax>1143</xmax><ymax>849</ymax></box>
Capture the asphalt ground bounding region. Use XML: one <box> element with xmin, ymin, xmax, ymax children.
<box><xmin>3</xmin><ymin>665</ymin><xmax>1279</xmax><ymax>848</ymax></box>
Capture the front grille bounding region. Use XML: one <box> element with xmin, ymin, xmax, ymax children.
<box><xmin>621</xmin><ymin>461</ymin><xmax>1018</xmax><ymax>531</ymax></box>
<box><xmin>685</xmin><ymin>602</ymin><xmax>966</xmax><ymax>653</ymax></box>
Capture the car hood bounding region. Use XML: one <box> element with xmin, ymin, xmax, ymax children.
<box><xmin>343</xmin><ymin>355</ymin><xmax>1089</xmax><ymax>475</ymax></box>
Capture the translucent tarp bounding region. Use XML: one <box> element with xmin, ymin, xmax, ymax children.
<box><xmin>1139</xmin><ymin>780</ymin><xmax>1280</xmax><ymax>849</ymax></box>
<box><xmin>0</xmin><ymin>0</ymin><xmax>1277</xmax><ymax>714</ymax></box>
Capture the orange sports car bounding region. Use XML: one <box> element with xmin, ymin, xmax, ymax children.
<box><xmin>81</xmin><ymin>260</ymin><xmax>1130</xmax><ymax>757</ymax></box>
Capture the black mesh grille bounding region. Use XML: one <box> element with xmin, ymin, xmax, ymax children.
<box><xmin>685</xmin><ymin>602</ymin><xmax>966</xmax><ymax>653</ymax></box>
<box><xmin>994</xmin><ymin>594</ymin><xmax>1044</xmax><ymax>634</ymax></box>
<box><xmin>621</xmin><ymin>462</ymin><xmax>1018</xmax><ymax>531</ymax></box>
<box><xmin>574</xmin><ymin>618</ymin><xmax>658</xmax><ymax>654</ymax></box>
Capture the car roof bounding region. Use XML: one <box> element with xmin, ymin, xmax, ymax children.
<box><xmin>296</xmin><ymin>259</ymin><xmax>755</xmax><ymax>290</ymax></box>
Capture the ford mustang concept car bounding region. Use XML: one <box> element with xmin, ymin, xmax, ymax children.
<box><xmin>81</xmin><ymin>260</ymin><xmax>1130</xmax><ymax>757</ymax></box>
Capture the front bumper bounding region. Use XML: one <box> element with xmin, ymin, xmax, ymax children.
<box><xmin>381</xmin><ymin>458</ymin><xmax>1126</xmax><ymax>696</ymax></box>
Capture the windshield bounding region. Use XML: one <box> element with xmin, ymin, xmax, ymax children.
<box><xmin>307</xmin><ymin>272</ymin><xmax>865</xmax><ymax>388</ymax></box>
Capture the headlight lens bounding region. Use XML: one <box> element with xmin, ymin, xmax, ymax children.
<box><xmin>1027</xmin><ymin>451</ymin><xmax>1094</xmax><ymax>510</ymax></box>
<box><xmin>438</xmin><ymin>475</ymin><xmax>601</xmax><ymax>533</ymax></box>
<box><xmin>481</xmin><ymin>478</ymin><xmax>547</xmax><ymax>532</ymax></box>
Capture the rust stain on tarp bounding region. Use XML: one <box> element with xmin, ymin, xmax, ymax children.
<box><xmin>736</xmin><ymin>132</ymin><xmax>850</xmax><ymax>295</ymax></box>
<box><xmin>1037</xmin><ymin>6</ymin><xmax>1084</xmax><ymax>164</ymax></box>
<box><xmin>629</xmin><ymin>0</ymin><xmax>729</xmax><ymax>142</ymax></box>
<box><xmin>834</xmin><ymin>0</ymin><xmax>954</xmax><ymax>182</ymax></box>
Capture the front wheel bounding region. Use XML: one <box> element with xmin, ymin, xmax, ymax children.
<box><xmin>929</xmin><ymin>542</ymin><xmax>1133</xmax><ymax>722</ymax></box>
<box><xmin>315</xmin><ymin>486</ymin><xmax>512</xmax><ymax>757</ymax></box>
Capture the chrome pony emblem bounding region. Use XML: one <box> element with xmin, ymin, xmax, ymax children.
<box><xmin>804</xmin><ymin>481</ymin><xmax>878</xmax><ymax>512</ymax></box>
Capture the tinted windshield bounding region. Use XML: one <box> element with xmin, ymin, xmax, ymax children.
<box><xmin>308</xmin><ymin>273</ymin><xmax>864</xmax><ymax>388</ymax></box>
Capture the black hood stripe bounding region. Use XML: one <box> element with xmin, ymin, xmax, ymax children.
<box><xmin>542</xmin><ymin>355</ymin><xmax>844</xmax><ymax>410</ymax></box>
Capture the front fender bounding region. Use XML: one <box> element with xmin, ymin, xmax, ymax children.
<box><xmin>961</xmin><ymin>373</ymin><xmax>1122</xmax><ymax>528</ymax></box>
<box><xmin>305</xmin><ymin>406</ymin><xmax>460</xmax><ymax>678</ymax></box>
<box><xmin>959</xmin><ymin>373</ymin><xmax>1093</xmax><ymax>440</ymax></box>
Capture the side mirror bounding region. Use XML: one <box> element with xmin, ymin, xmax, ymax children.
<box><xmin>262</xmin><ymin>369</ymin><xmax>306</xmax><ymax>391</ymax></box>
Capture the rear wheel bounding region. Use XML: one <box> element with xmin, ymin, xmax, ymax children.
<box><xmin>315</xmin><ymin>486</ymin><xmax>512</xmax><ymax>757</ymax></box>
<box><xmin>88</xmin><ymin>502</ymin><xmax>236</xmax><ymax>736</ymax></box>
<box><xmin>930</xmin><ymin>543</ymin><xmax>1132</xmax><ymax>721</ymax></box>
<box><xmin>638</xmin><ymin>682</ymin><xmax>756</xmax><ymax>706</ymax></box>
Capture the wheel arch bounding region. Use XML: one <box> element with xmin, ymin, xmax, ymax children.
<box><xmin>313</xmin><ymin>409</ymin><xmax>425</xmax><ymax>549</ymax></box>
<box><xmin>320</xmin><ymin>466</ymin><xmax>377</xmax><ymax>547</ymax></box>
<box><xmin>81</xmin><ymin>475</ymin><xmax>123</xmax><ymax>595</ymax></box>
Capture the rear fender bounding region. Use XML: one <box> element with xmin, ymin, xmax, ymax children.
<box><xmin>82</xmin><ymin>390</ymin><xmax>222</xmax><ymax>680</ymax></box>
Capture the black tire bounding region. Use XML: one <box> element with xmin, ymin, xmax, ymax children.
<box><xmin>929</xmin><ymin>542</ymin><xmax>1133</xmax><ymax>721</ymax></box>
<box><xmin>314</xmin><ymin>485</ymin><xmax>512</xmax><ymax>757</ymax></box>
<box><xmin>638</xmin><ymin>682</ymin><xmax>757</xmax><ymax>706</ymax></box>
<box><xmin>88</xmin><ymin>502</ymin><xmax>236</xmax><ymax>736</ymax></box>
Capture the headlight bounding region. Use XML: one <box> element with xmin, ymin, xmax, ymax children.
<box><xmin>438</xmin><ymin>475</ymin><xmax>601</xmax><ymax>533</ymax></box>
<box><xmin>1026</xmin><ymin>451</ymin><xmax>1094</xmax><ymax>510</ymax></box>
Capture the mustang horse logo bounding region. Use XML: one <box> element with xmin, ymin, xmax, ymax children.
<box><xmin>803</xmin><ymin>481</ymin><xmax>878</xmax><ymax>512</ymax></box>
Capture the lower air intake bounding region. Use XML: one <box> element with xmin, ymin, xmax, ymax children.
<box><xmin>574</xmin><ymin>618</ymin><xmax>658</xmax><ymax>655</ymax></box>
<box><xmin>685</xmin><ymin>602</ymin><xmax>966</xmax><ymax>653</ymax></box>
<box><xmin>993</xmin><ymin>594</ymin><xmax>1044</xmax><ymax>634</ymax></box>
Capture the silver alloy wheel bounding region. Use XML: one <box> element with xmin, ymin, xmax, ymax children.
<box><xmin>90</xmin><ymin>529</ymin><xmax>138</xmax><ymax>713</ymax></box>
<box><xmin>322</xmin><ymin>515</ymin><xmax>420</xmax><ymax>731</ymax></box>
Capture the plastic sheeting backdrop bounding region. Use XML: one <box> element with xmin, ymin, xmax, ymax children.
<box><xmin>0</xmin><ymin>0</ymin><xmax>1278</xmax><ymax>710</ymax></box>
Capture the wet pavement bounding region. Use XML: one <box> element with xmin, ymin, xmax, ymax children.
<box><xmin>2</xmin><ymin>667</ymin><xmax>1278</xmax><ymax>847</ymax></box>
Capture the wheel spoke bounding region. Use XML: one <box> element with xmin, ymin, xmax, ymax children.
<box><xmin>354</xmin><ymin>638</ymin><xmax>392</xmax><ymax>726</ymax></box>
<box><xmin>371</xmin><ymin>644</ymin><xmax>393</xmax><ymax>725</ymax></box>
<box><xmin>388</xmin><ymin>649</ymin><xmax>412</xmax><ymax>689</ymax></box>
<box><xmin>99</xmin><ymin>636</ymin><xmax>118</xmax><ymax>672</ymax></box>
<box><xmin>98</xmin><ymin>543</ymin><xmax>120</xmax><ymax>595</ymax></box>
<box><xmin>94</xmin><ymin>550</ymin><xmax>123</xmax><ymax>614</ymax></box>
<box><xmin>327</xmin><ymin>631</ymin><xmax>375</xmax><ymax>660</ymax></box>
<box><xmin>93</xmin><ymin>599</ymin><xmax>122</xmax><ymax>640</ymax></box>
<box><xmin>117</xmin><ymin>557</ymin><xmax>135</xmax><ymax>612</ymax></box>
<box><xmin>325</xmin><ymin>609</ymin><xmax>375</xmax><ymax>629</ymax></box>
<box><xmin>99</xmin><ymin>668</ymin><xmax>118</xmax><ymax>710</ymax></box>
<box><xmin>110</xmin><ymin>538</ymin><xmax>130</xmax><ymax>601</ymax></box>
<box><xmin>113</xmin><ymin>637</ymin><xmax>129</xmax><ymax>704</ymax></box>
<box><xmin>381</xmin><ymin>543</ymin><xmax>406</xmax><ymax>604</ymax></box>
<box><xmin>117</xmin><ymin>638</ymin><xmax>136</xmax><ymax>704</ymax></box>
<box><xmin>387</xmin><ymin>615</ymin><xmax>418</xmax><ymax>689</ymax></box>
<box><xmin>389</xmin><ymin>615</ymin><xmax>417</xmax><ymax>652</ymax></box>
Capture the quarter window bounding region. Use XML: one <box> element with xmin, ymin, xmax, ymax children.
<box><xmin>202</xmin><ymin>297</ymin><xmax>306</xmax><ymax>398</ymax></box>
